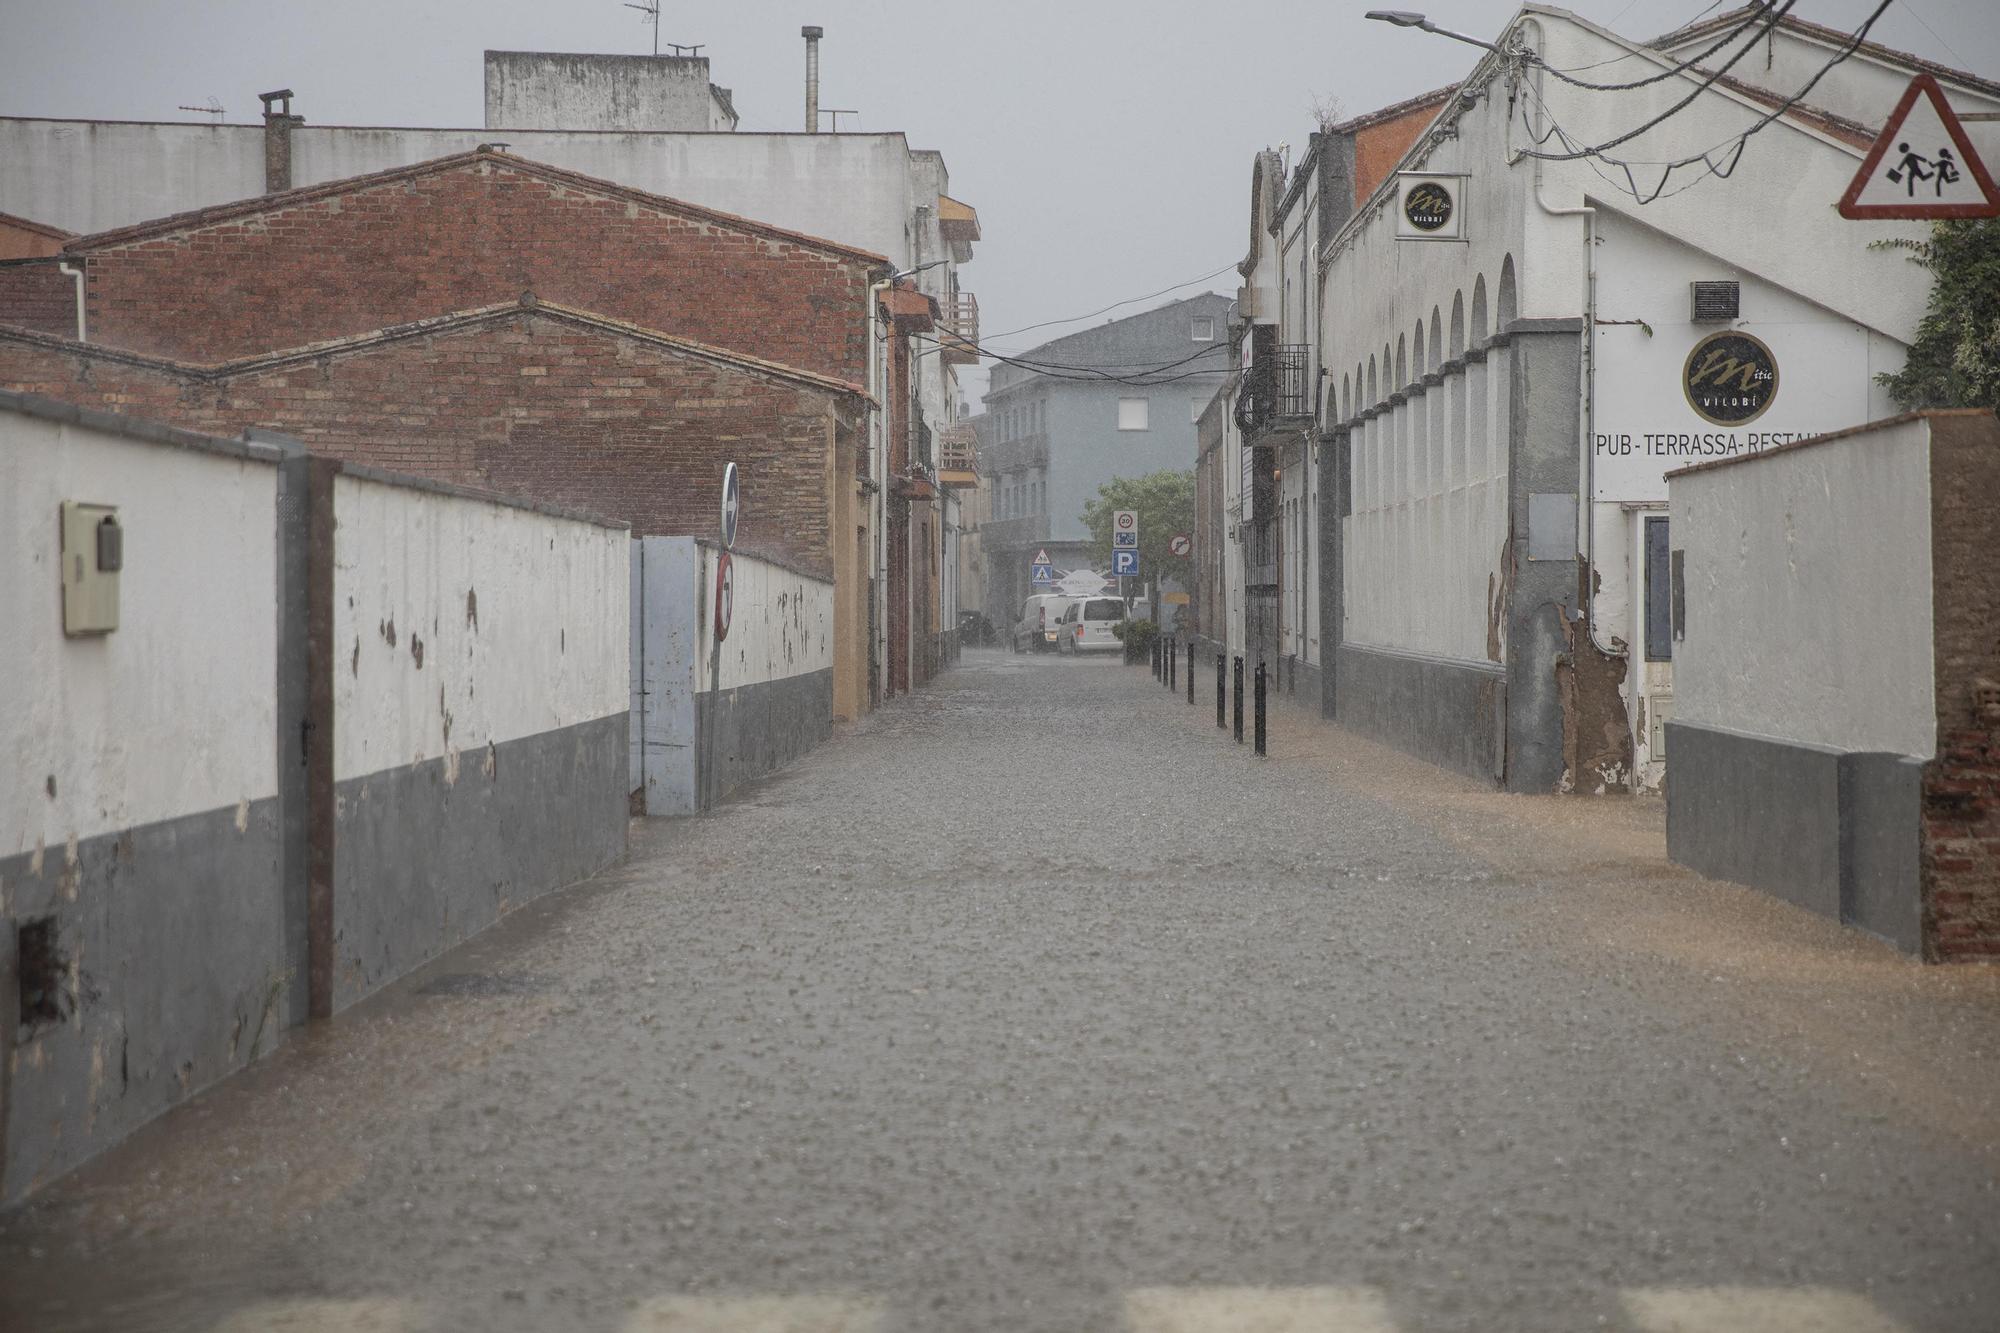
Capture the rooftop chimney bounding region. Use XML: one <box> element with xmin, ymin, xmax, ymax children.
<box><xmin>259</xmin><ymin>88</ymin><xmax>303</xmax><ymax>193</ymax></box>
<box><xmin>802</xmin><ymin>26</ymin><xmax>822</xmax><ymax>133</ymax></box>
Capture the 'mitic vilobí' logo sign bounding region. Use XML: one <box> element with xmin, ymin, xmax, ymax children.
<box><xmin>1682</xmin><ymin>330</ymin><xmax>1779</xmax><ymax>426</ymax></box>
<box><xmin>1403</xmin><ymin>180</ymin><xmax>1454</xmax><ymax>232</ymax></box>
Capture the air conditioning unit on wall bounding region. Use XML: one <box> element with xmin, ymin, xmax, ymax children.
<box><xmin>1690</xmin><ymin>280</ymin><xmax>1740</xmax><ymax>322</ymax></box>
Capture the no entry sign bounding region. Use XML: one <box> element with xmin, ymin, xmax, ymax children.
<box><xmin>714</xmin><ymin>551</ymin><xmax>734</xmax><ymax>642</ymax></box>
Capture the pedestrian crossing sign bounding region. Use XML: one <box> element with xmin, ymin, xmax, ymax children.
<box><xmin>1032</xmin><ymin>564</ymin><xmax>1059</xmax><ymax>585</ymax></box>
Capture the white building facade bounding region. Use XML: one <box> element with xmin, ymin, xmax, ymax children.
<box><xmin>1235</xmin><ymin>4</ymin><xmax>1997</xmax><ymax>792</ymax></box>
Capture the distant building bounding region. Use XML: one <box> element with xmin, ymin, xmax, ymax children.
<box><xmin>485</xmin><ymin>50</ymin><xmax>738</xmax><ymax>132</ymax></box>
<box><xmin>977</xmin><ymin>293</ymin><xmax>1232</xmax><ymax>628</ymax></box>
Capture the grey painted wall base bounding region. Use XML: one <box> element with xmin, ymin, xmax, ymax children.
<box><xmin>1666</xmin><ymin>721</ymin><xmax>1923</xmax><ymax>953</ymax></box>
<box><xmin>696</xmin><ymin>668</ymin><xmax>834</xmax><ymax>810</ymax></box>
<box><xmin>1335</xmin><ymin>644</ymin><xmax>1506</xmax><ymax>786</ymax></box>
<box><xmin>334</xmin><ymin>712</ymin><xmax>628</xmax><ymax>1011</ymax></box>
<box><xmin>1284</xmin><ymin>657</ymin><xmax>1323</xmax><ymax>703</ymax></box>
<box><xmin>1</xmin><ymin>798</ymin><xmax>292</xmax><ymax>1205</ymax></box>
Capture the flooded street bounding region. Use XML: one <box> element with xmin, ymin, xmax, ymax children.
<box><xmin>3</xmin><ymin>649</ymin><xmax>1998</xmax><ymax>1332</ymax></box>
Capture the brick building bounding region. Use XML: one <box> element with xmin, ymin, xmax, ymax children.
<box><xmin>0</xmin><ymin>301</ymin><xmax>880</xmax><ymax>719</ymax></box>
<box><xmin>36</xmin><ymin>149</ymin><xmax>883</xmax><ymax>383</ymax></box>
<box><xmin>0</xmin><ymin>148</ymin><xmax>966</xmax><ymax>722</ymax></box>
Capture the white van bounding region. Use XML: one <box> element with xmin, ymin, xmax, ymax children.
<box><xmin>1057</xmin><ymin>597</ymin><xmax>1126</xmax><ymax>654</ymax></box>
<box><xmin>1012</xmin><ymin>593</ymin><xmax>1078</xmax><ymax>653</ymax></box>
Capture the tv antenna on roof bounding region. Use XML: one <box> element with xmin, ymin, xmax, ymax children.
<box><xmin>621</xmin><ymin>1</ymin><xmax>699</xmax><ymax>58</ymax></box>
<box><xmin>176</xmin><ymin>96</ymin><xmax>225</xmax><ymax>120</ymax></box>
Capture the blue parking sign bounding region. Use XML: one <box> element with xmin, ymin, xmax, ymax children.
<box><xmin>1112</xmin><ymin>549</ymin><xmax>1140</xmax><ymax>576</ymax></box>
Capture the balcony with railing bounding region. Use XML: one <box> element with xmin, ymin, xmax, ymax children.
<box><xmin>937</xmin><ymin>423</ymin><xmax>979</xmax><ymax>489</ymax></box>
<box><xmin>938</xmin><ymin>293</ymin><xmax>980</xmax><ymax>366</ymax></box>
<box><xmin>1233</xmin><ymin>342</ymin><xmax>1312</xmax><ymax>434</ymax></box>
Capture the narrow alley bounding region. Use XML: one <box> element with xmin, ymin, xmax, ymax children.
<box><xmin>3</xmin><ymin>651</ymin><xmax>1996</xmax><ymax>1333</ymax></box>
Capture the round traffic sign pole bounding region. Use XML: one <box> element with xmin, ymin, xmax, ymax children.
<box><xmin>714</xmin><ymin>551</ymin><xmax>734</xmax><ymax>642</ymax></box>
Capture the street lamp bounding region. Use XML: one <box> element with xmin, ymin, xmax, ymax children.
<box><xmin>1364</xmin><ymin>9</ymin><xmax>1502</xmax><ymax>52</ymax></box>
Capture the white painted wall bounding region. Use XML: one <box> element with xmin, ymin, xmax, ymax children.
<box><xmin>1670</xmin><ymin>418</ymin><xmax>1936</xmax><ymax>758</ymax></box>
<box><xmin>1</xmin><ymin>408</ymin><xmax>279</xmax><ymax>856</ymax></box>
<box><xmin>1342</xmin><ymin>356</ymin><xmax>1509</xmax><ymax>665</ymax></box>
<box><xmin>0</xmin><ymin>120</ymin><xmax>265</xmax><ymax>239</ymax></box>
<box><xmin>485</xmin><ymin>52</ymin><xmax>736</xmax><ymax>133</ymax></box>
<box><xmin>695</xmin><ymin>545</ymin><xmax>836</xmax><ymax>693</ymax></box>
<box><xmin>333</xmin><ymin>473</ymin><xmax>628</xmax><ymax>784</ymax></box>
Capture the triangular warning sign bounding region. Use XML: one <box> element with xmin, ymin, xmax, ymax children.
<box><xmin>1839</xmin><ymin>74</ymin><xmax>2000</xmax><ymax>220</ymax></box>
<box><xmin>1030</xmin><ymin>548</ymin><xmax>1053</xmax><ymax>566</ymax></box>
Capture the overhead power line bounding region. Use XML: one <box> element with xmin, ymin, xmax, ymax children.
<box><xmin>1529</xmin><ymin>0</ymin><xmax>1782</xmax><ymax>91</ymax></box>
<box><xmin>1514</xmin><ymin>0</ymin><xmax>1893</xmax><ymax>203</ymax></box>
<box><xmin>980</xmin><ymin>262</ymin><xmax>1239</xmax><ymax>343</ymax></box>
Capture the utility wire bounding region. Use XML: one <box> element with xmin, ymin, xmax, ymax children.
<box><xmin>1519</xmin><ymin>0</ymin><xmax>1797</xmax><ymax>159</ymax></box>
<box><xmin>1513</xmin><ymin>0</ymin><xmax>1893</xmax><ymax>203</ymax></box>
<box><xmin>979</xmin><ymin>262</ymin><xmax>1239</xmax><ymax>342</ymax></box>
<box><xmin>911</xmin><ymin>331</ymin><xmax>1236</xmax><ymax>387</ymax></box>
<box><xmin>1529</xmin><ymin>0</ymin><xmax>1780</xmax><ymax>90</ymax></box>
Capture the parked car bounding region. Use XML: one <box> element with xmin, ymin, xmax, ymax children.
<box><xmin>1012</xmin><ymin>593</ymin><xmax>1078</xmax><ymax>653</ymax></box>
<box><xmin>1057</xmin><ymin>597</ymin><xmax>1127</xmax><ymax>654</ymax></box>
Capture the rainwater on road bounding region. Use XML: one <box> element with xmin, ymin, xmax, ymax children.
<box><xmin>3</xmin><ymin>649</ymin><xmax>1997</xmax><ymax>1332</ymax></box>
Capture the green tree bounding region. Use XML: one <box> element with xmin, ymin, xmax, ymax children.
<box><xmin>1080</xmin><ymin>469</ymin><xmax>1195</xmax><ymax>612</ymax></box>
<box><xmin>1878</xmin><ymin>218</ymin><xmax>2000</xmax><ymax>410</ymax></box>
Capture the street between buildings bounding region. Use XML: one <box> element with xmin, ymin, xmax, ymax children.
<box><xmin>2</xmin><ymin>650</ymin><xmax>1995</xmax><ymax>1333</ymax></box>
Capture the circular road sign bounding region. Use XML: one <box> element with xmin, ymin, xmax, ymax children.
<box><xmin>1114</xmin><ymin>510</ymin><xmax>1137</xmax><ymax>532</ymax></box>
<box><xmin>1169</xmin><ymin>534</ymin><xmax>1192</xmax><ymax>557</ymax></box>
<box><xmin>714</xmin><ymin>551</ymin><xmax>734</xmax><ymax>642</ymax></box>
<box><xmin>720</xmin><ymin>461</ymin><xmax>740</xmax><ymax>549</ymax></box>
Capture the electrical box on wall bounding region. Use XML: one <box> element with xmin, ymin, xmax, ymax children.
<box><xmin>60</xmin><ymin>500</ymin><xmax>122</xmax><ymax>636</ymax></box>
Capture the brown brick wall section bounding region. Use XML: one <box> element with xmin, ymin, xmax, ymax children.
<box><xmin>0</xmin><ymin>316</ymin><xmax>840</xmax><ymax>578</ymax></box>
<box><xmin>1352</xmin><ymin>102</ymin><xmax>1447</xmax><ymax>208</ymax></box>
<box><xmin>76</xmin><ymin>159</ymin><xmax>872</xmax><ymax>384</ymax></box>
<box><xmin>1921</xmin><ymin>410</ymin><xmax>2000</xmax><ymax>961</ymax></box>
<box><xmin>0</xmin><ymin>260</ymin><xmax>78</xmax><ymax>337</ymax></box>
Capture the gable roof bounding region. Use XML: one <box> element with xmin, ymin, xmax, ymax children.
<box><xmin>1654</xmin><ymin>5</ymin><xmax>2000</xmax><ymax>104</ymax></box>
<box><xmin>0</xmin><ymin>296</ymin><xmax>869</xmax><ymax>400</ymax></box>
<box><xmin>0</xmin><ymin>211</ymin><xmax>75</xmax><ymax>244</ymax></box>
<box><xmin>63</xmin><ymin>147</ymin><xmax>892</xmax><ymax>267</ymax></box>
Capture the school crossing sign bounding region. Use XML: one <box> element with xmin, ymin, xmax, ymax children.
<box><xmin>1839</xmin><ymin>74</ymin><xmax>2000</xmax><ymax>220</ymax></box>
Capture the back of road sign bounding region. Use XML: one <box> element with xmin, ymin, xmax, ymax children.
<box><xmin>1839</xmin><ymin>74</ymin><xmax>2000</xmax><ymax>220</ymax></box>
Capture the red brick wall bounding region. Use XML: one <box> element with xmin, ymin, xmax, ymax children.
<box><xmin>0</xmin><ymin>316</ymin><xmax>840</xmax><ymax>577</ymax></box>
<box><xmin>0</xmin><ymin>260</ymin><xmax>78</xmax><ymax>337</ymax></box>
<box><xmin>76</xmin><ymin>158</ymin><xmax>874</xmax><ymax>384</ymax></box>
<box><xmin>1922</xmin><ymin>410</ymin><xmax>2000</xmax><ymax>961</ymax></box>
<box><xmin>1352</xmin><ymin>99</ymin><xmax>1449</xmax><ymax>208</ymax></box>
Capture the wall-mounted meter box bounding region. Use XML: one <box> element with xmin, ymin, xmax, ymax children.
<box><xmin>60</xmin><ymin>500</ymin><xmax>122</xmax><ymax>636</ymax></box>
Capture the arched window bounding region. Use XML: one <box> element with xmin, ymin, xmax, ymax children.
<box><xmin>1471</xmin><ymin>275</ymin><xmax>1488</xmax><ymax>345</ymax></box>
<box><xmin>1429</xmin><ymin>307</ymin><xmax>1444</xmax><ymax>367</ymax></box>
<box><xmin>1395</xmin><ymin>335</ymin><xmax>1406</xmax><ymax>389</ymax></box>
<box><xmin>1497</xmin><ymin>254</ymin><xmax>1518</xmax><ymax>329</ymax></box>
<box><xmin>1341</xmin><ymin>373</ymin><xmax>1352</xmax><ymax>421</ymax></box>
<box><xmin>1449</xmin><ymin>291</ymin><xmax>1466</xmax><ymax>359</ymax></box>
<box><xmin>1413</xmin><ymin>321</ymin><xmax>1426</xmax><ymax>378</ymax></box>
<box><xmin>1367</xmin><ymin>356</ymin><xmax>1377</xmax><ymax>403</ymax></box>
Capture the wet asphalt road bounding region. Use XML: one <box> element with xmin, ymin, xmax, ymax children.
<box><xmin>3</xmin><ymin>648</ymin><xmax>1998</xmax><ymax>1332</ymax></box>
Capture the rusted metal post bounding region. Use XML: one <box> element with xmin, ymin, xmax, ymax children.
<box><xmin>1186</xmin><ymin>640</ymin><xmax>1194</xmax><ymax>705</ymax></box>
<box><xmin>1216</xmin><ymin>652</ymin><xmax>1226</xmax><ymax>728</ymax></box>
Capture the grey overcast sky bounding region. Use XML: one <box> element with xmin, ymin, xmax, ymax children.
<box><xmin>4</xmin><ymin>1</ymin><xmax>1997</xmax><ymax>403</ymax></box>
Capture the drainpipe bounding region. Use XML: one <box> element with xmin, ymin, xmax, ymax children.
<box><xmin>58</xmin><ymin>260</ymin><xmax>84</xmax><ymax>341</ymax></box>
<box><xmin>1516</xmin><ymin>16</ymin><xmax>1620</xmax><ymax>661</ymax></box>
<box><xmin>868</xmin><ymin>272</ymin><xmax>893</xmax><ymax>704</ymax></box>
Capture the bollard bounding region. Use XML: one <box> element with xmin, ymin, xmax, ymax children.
<box><xmin>1254</xmin><ymin>660</ymin><xmax>1268</xmax><ymax>757</ymax></box>
<box><xmin>1216</xmin><ymin>653</ymin><xmax>1226</xmax><ymax>728</ymax></box>
<box><xmin>1168</xmin><ymin>639</ymin><xmax>1176</xmax><ymax>690</ymax></box>
<box><xmin>1233</xmin><ymin>655</ymin><xmax>1245</xmax><ymax>744</ymax></box>
<box><xmin>1186</xmin><ymin>641</ymin><xmax>1195</xmax><ymax>705</ymax></box>
<box><xmin>1151</xmin><ymin>637</ymin><xmax>1159</xmax><ymax>679</ymax></box>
